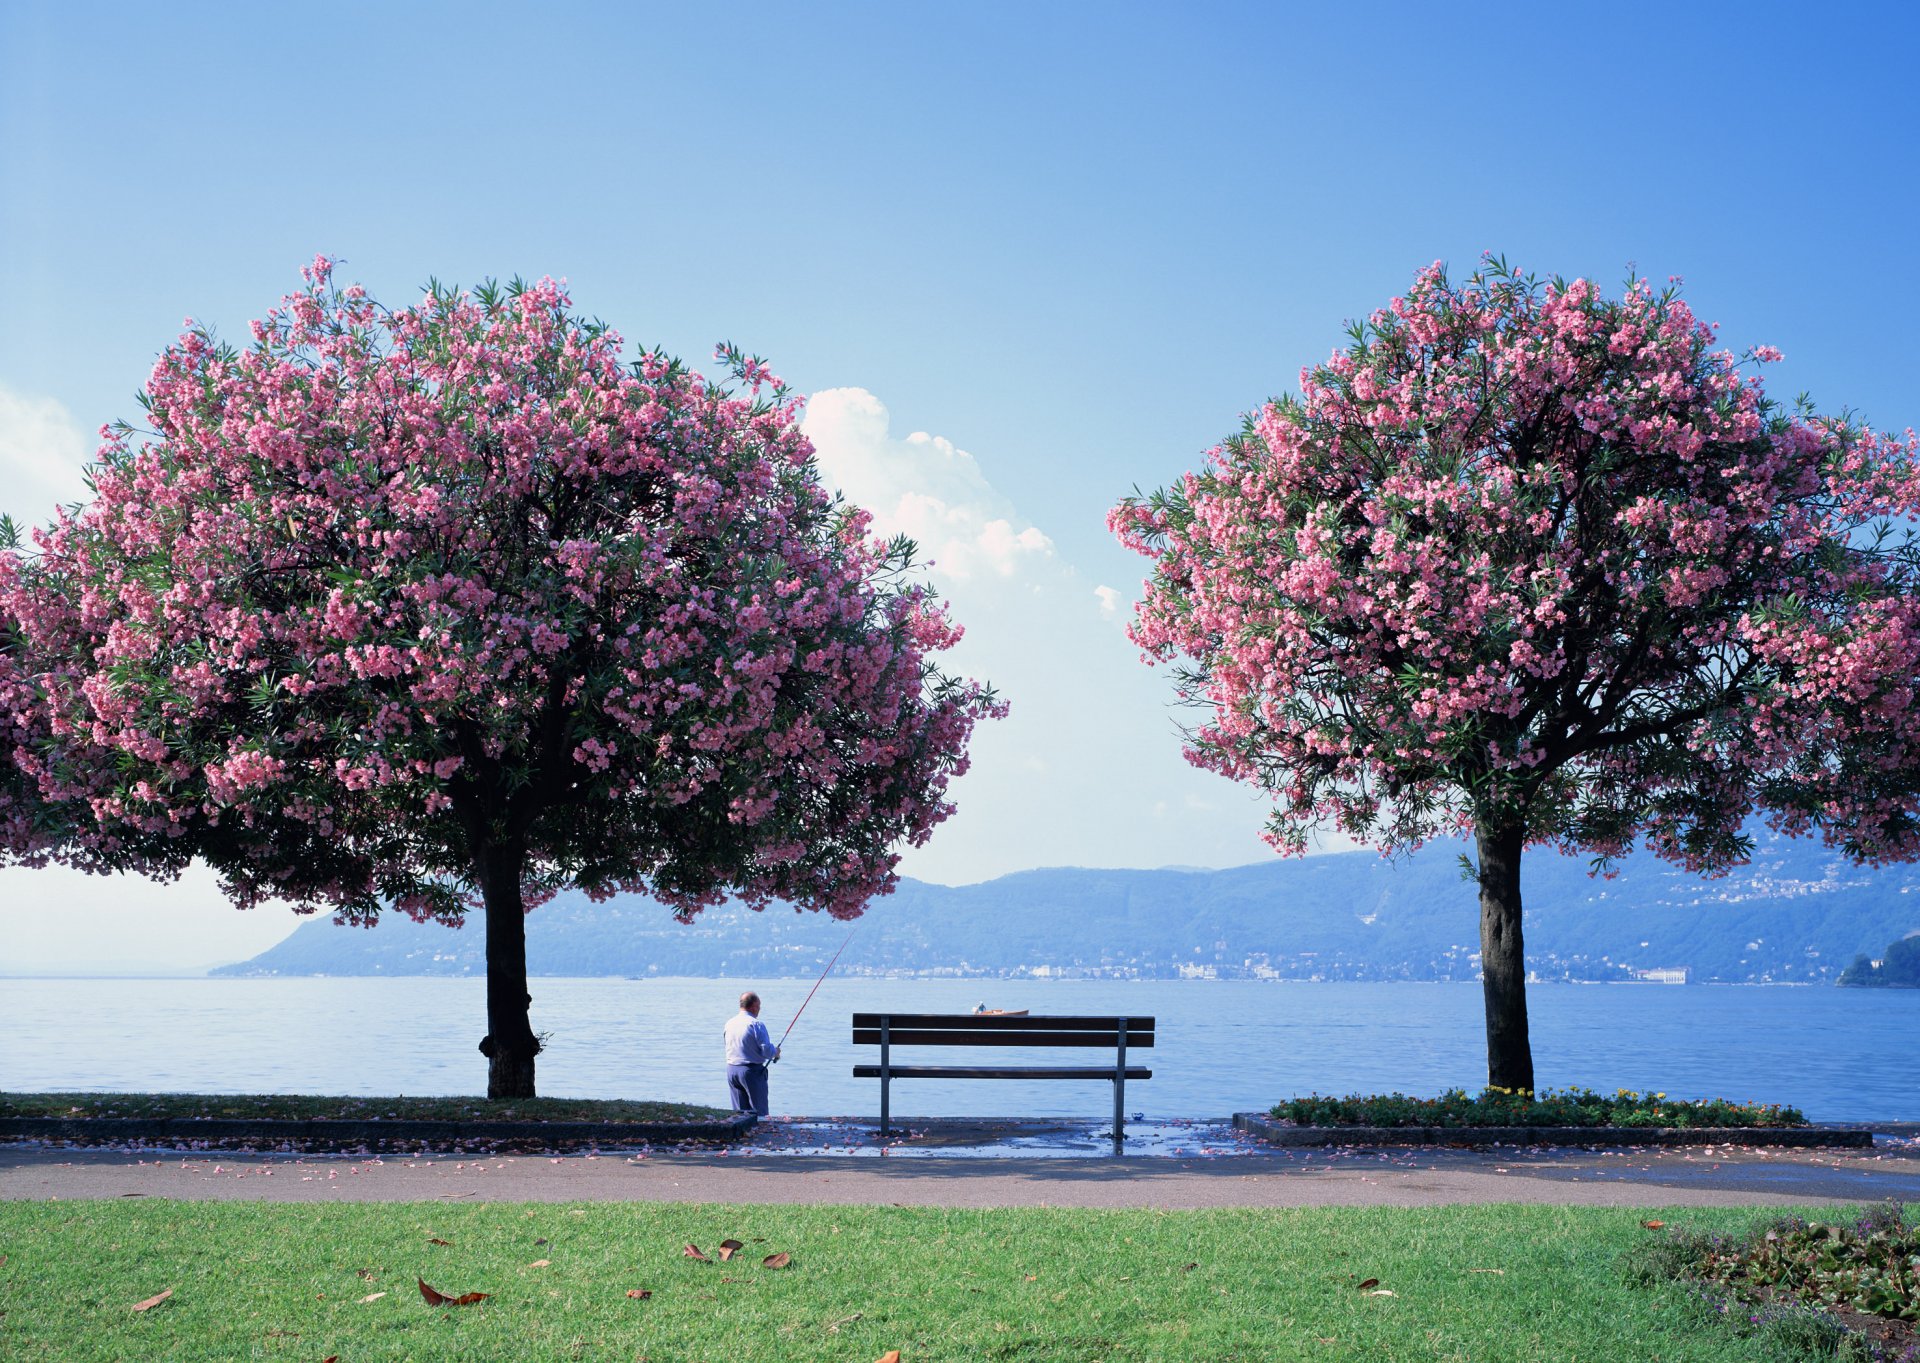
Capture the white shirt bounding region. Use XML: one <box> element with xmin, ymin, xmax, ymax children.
<box><xmin>723</xmin><ymin>1010</ymin><xmax>779</xmax><ymax>1066</ymax></box>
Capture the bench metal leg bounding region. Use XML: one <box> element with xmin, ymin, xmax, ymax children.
<box><xmin>880</xmin><ymin>1018</ymin><xmax>891</xmax><ymax>1139</ymax></box>
<box><xmin>1113</xmin><ymin>1020</ymin><xmax>1127</xmax><ymax>1154</ymax></box>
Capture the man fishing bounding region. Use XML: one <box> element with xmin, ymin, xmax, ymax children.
<box><xmin>723</xmin><ymin>991</ymin><xmax>780</xmax><ymax>1117</ymax></box>
<box><xmin>722</xmin><ymin>931</ymin><xmax>856</xmax><ymax>1118</ymax></box>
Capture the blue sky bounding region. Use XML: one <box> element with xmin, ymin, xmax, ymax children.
<box><xmin>2</xmin><ymin>1</ymin><xmax>1917</xmax><ymax>969</ymax></box>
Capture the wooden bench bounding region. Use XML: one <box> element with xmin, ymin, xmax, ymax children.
<box><xmin>851</xmin><ymin>1013</ymin><xmax>1154</xmax><ymax>1150</ymax></box>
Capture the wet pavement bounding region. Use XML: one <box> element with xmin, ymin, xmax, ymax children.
<box><xmin>3</xmin><ymin>1119</ymin><xmax>1916</xmax><ymax>1209</ymax></box>
<box><xmin>727</xmin><ymin>1115</ymin><xmax>1257</xmax><ymax>1158</ymax></box>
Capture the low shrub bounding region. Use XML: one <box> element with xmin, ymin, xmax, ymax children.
<box><xmin>1270</xmin><ymin>1086</ymin><xmax>1807</xmax><ymax>1129</ymax></box>
<box><xmin>1628</xmin><ymin>1205</ymin><xmax>1918</xmax><ymax>1362</ymax></box>
<box><xmin>1699</xmin><ymin>1206</ymin><xmax>1918</xmax><ymax>1326</ymax></box>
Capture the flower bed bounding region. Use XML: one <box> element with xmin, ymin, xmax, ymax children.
<box><xmin>1271</xmin><ymin>1087</ymin><xmax>1807</xmax><ymax>1130</ymax></box>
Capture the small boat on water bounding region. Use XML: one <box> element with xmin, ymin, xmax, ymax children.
<box><xmin>970</xmin><ymin>1005</ymin><xmax>1028</xmax><ymax>1016</ymax></box>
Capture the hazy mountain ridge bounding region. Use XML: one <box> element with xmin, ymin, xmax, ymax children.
<box><xmin>213</xmin><ymin>831</ymin><xmax>1920</xmax><ymax>984</ymax></box>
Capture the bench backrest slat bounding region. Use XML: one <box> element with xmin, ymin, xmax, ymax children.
<box><xmin>849</xmin><ymin>1014</ymin><xmax>1154</xmax><ymax>1049</ymax></box>
<box><xmin>852</xmin><ymin>1028</ymin><xmax>1153</xmax><ymax>1048</ymax></box>
<box><xmin>850</xmin><ymin>1013</ymin><xmax>1152</xmax><ymax>1031</ymax></box>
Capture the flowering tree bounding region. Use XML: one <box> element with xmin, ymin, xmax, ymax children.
<box><xmin>0</xmin><ymin>593</ymin><xmax>58</xmax><ymax>861</ymax></box>
<box><xmin>2</xmin><ymin>259</ymin><xmax>999</xmax><ymax>1097</ymax></box>
<box><xmin>1112</xmin><ymin>258</ymin><xmax>1920</xmax><ymax>1091</ymax></box>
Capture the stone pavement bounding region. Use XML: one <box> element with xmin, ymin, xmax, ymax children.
<box><xmin>4</xmin><ymin>1118</ymin><xmax>1917</xmax><ymax>1210</ymax></box>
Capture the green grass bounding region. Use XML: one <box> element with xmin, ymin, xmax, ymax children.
<box><xmin>0</xmin><ymin>1200</ymin><xmax>1819</xmax><ymax>1361</ymax></box>
<box><xmin>0</xmin><ymin>1091</ymin><xmax>727</xmax><ymax>1124</ymax></box>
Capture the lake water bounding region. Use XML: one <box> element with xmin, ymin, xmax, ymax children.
<box><xmin>4</xmin><ymin>977</ymin><xmax>1915</xmax><ymax>1121</ymax></box>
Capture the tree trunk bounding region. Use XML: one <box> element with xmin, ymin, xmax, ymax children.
<box><xmin>476</xmin><ymin>839</ymin><xmax>539</xmax><ymax>1099</ymax></box>
<box><xmin>1475</xmin><ymin>821</ymin><xmax>1535</xmax><ymax>1095</ymax></box>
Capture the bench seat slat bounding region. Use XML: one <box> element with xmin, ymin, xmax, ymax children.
<box><xmin>850</xmin><ymin>1014</ymin><xmax>1153</xmax><ymax>1031</ymax></box>
<box><xmin>853</xmin><ymin>1065</ymin><xmax>1153</xmax><ymax>1081</ymax></box>
<box><xmin>851</xmin><ymin>1029</ymin><xmax>1153</xmax><ymax>1048</ymax></box>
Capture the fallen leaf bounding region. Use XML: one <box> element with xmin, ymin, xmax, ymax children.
<box><xmin>323</xmin><ymin>1357</ymin><xmax>339</xmax><ymax>1363</ymax></box>
<box><xmin>131</xmin><ymin>1288</ymin><xmax>173</xmax><ymax>1312</ymax></box>
<box><xmin>529</xmin><ymin>1259</ymin><xmax>551</xmax><ymax>1268</ymax></box>
<box><xmin>762</xmin><ymin>1252</ymin><xmax>791</xmax><ymax>1269</ymax></box>
<box><xmin>626</xmin><ymin>1289</ymin><xmax>652</xmax><ymax>1300</ymax></box>
<box><xmin>1315</xmin><ymin>1338</ymin><xmax>1337</xmax><ymax>1345</ymax></box>
<box><xmin>1179</xmin><ymin>1262</ymin><xmax>1198</xmax><ymax>1273</ymax></box>
<box><xmin>828</xmin><ymin>1311</ymin><xmax>863</xmax><ymax>1332</ymax></box>
<box><xmin>1641</xmin><ymin>1220</ymin><xmax>1666</xmax><ymax>1230</ymax></box>
<box><xmin>359</xmin><ymin>1291</ymin><xmax>387</xmax><ymax>1303</ymax></box>
<box><xmin>1356</xmin><ymin>1278</ymin><xmax>1380</xmax><ymax>1291</ymax></box>
<box><xmin>683</xmin><ymin>1243</ymin><xmax>711</xmax><ymax>1262</ymax></box>
<box><xmin>427</xmin><ymin>1237</ymin><xmax>453</xmax><ymax>1247</ymax></box>
<box><xmin>534</xmin><ymin>1238</ymin><xmax>549</xmax><ymax>1246</ymax></box>
<box><xmin>876</xmin><ymin>1353</ymin><xmax>902</xmax><ymax>1363</ymax></box>
<box><xmin>418</xmin><ymin>1277</ymin><xmax>489</xmax><ymax>1307</ymax></box>
<box><xmin>1367</xmin><ymin>1288</ymin><xmax>1396</xmax><ymax>1297</ymax></box>
<box><xmin>356</xmin><ymin>1269</ymin><xmax>376</xmax><ymax>1281</ymax></box>
<box><xmin>717</xmin><ymin>1238</ymin><xmax>744</xmax><ymax>1261</ymax></box>
<box><xmin>1468</xmin><ymin>1268</ymin><xmax>1505</xmax><ymax>1276</ymax></box>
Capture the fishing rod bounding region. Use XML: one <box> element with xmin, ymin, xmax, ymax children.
<box><xmin>775</xmin><ymin>926</ymin><xmax>857</xmax><ymax>1055</ymax></box>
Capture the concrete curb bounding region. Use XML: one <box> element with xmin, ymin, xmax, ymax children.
<box><xmin>0</xmin><ymin>1112</ymin><xmax>757</xmax><ymax>1151</ymax></box>
<box><xmin>1231</xmin><ymin>1112</ymin><xmax>1876</xmax><ymax>1149</ymax></box>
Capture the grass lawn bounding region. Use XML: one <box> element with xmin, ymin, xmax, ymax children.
<box><xmin>0</xmin><ymin>1092</ymin><xmax>727</xmax><ymax>1124</ymax></box>
<box><xmin>0</xmin><ymin>1200</ymin><xmax>1811</xmax><ymax>1362</ymax></box>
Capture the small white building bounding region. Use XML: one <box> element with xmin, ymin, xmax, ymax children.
<box><xmin>1633</xmin><ymin>967</ymin><xmax>1690</xmax><ymax>985</ymax></box>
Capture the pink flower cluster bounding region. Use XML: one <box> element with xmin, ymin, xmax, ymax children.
<box><xmin>0</xmin><ymin>259</ymin><xmax>1001</xmax><ymax>922</ymax></box>
<box><xmin>1112</xmin><ymin>257</ymin><xmax>1920</xmax><ymax>871</ymax></box>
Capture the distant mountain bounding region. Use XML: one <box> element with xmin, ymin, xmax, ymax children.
<box><xmin>213</xmin><ymin>830</ymin><xmax>1920</xmax><ymax>984</ymax></box>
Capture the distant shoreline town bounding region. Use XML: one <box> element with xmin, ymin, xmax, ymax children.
<box><xmin>208</xmin><ymin>831</ymin><xmax>1919</xmax><ymax>990</ymax></box>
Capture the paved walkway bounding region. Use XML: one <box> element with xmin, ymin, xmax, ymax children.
<box><xmin>6</xmin><ymin>1138</ymin><xmax>1918</xmax><ymax>1209</ymax></box>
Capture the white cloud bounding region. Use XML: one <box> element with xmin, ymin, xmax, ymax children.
<box><xmin>0</xmin><ymin>382</ymin><xmax>92</xmax><ymax>521</ymax></box>
<box><xmin>804</xmin><ymin>389</ymin><xmax>1053</xmax><ymax>581</ymax></box>
<box><xmin>801</xmin><ymin>387</ymin><xmax>1273</xmax><ymax>884</ymax></box>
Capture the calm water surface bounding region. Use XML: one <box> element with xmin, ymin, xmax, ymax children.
<box><xmin>5</xmin><ymin>977</ymin><xmax>1914</xmax><ymax>1121</ymax></box>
